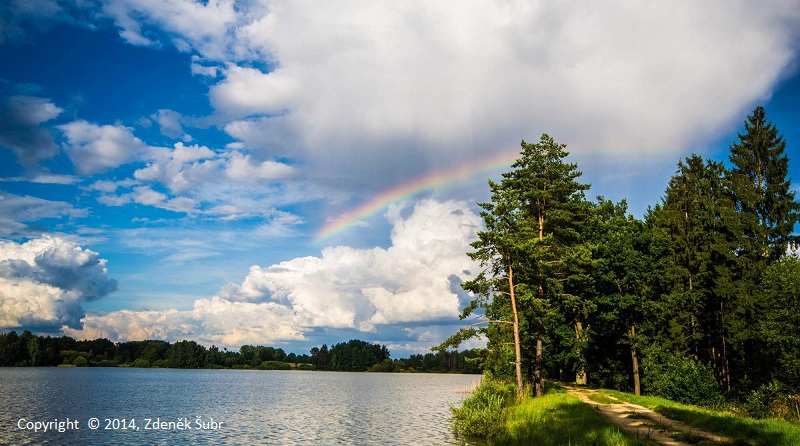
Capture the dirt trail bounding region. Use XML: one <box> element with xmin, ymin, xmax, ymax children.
<box><xmin>564</xmin><ymin>386</ymin><xmax>733</xmax><ymax>445</ymax></box>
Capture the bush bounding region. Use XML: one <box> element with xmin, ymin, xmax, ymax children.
<box><xmin>744</xmin><ymin>380</ymin><xmax>800</xmax><ymax>420</ymax></box>
<box><xmin>643</xmin><ymin>353</ymin><xmax>721</xmax><ymax>407</ymax></box>
<box><xmin>132</xmin><ymin>358</ymin><xmax>150</xmax><ymax>368</ymax></box>
<box><xmin>258</xmin><ymin>361</ymin><xmax>291</xmax><ymax>370</ymax></box>
<box><xmin>451</xmin><ymin>379</ymin><xmax>516</xmax><ymax>439</ymax></box>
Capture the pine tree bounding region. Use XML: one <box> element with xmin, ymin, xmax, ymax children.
<box><xmin>505</xmin><ymin>134</ymin><xmax>591</xmax><ymax>395</ymax></box>
<box><xmin>650</xmin><ymin>155</ymin><xmax>740</xmax><ymax>390</ymax></box>
<box><xmin>729</xmin><ymin>106</ymin><xmax>800</xmax><ymax>262</ymax></box>
<box><xmin>725</xmin><ymin>106</ymin><xmax>800</xmax><ymax>390</ymax></box>
<box><xmin>444</xmin><ymin>179</ymin><xmax>529</xmax><ymax>397</ymax></box>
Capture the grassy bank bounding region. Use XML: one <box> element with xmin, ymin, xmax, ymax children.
<box><xmin>452</xmin><ymin>381</ymin><xmax>659</xmax><ymax>445</ymax></box>
<box><xmin>601</xmin><ymin>389</ymin><xmax>800</xmax><ymax>446</ymax></box>
<box><xmin>495</xmin><ymin>392</ymin><xmax>659</xmax><ymax>446</ymax></box>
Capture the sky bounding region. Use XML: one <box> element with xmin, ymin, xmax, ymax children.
<box><xmin>1</xmin><ymin>0</ymin><xmax>799</xmax><ymax>356</ymax></box>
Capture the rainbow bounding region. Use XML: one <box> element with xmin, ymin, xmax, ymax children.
<box><xmin>314</xmin><ymin>149</ymin><xmax>520</xmax><ymax>243</ymax></box>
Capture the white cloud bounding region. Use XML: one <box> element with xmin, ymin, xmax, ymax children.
<box><xmin>72</xmin><ymin>1</ymin><xmax>800</xmax><ymax>203</ymax></box>
<box><xmin>0</xmin><ymin>174</ymin><xmax>78</xmax><ymax>185</ymax></box>
<box><xmin>99</xmin><ymin>0</ymin><xmax>237</xmax><ymax>58</ymax></box>
<box><xmin>217</xmin><ymin>199</ymin><xmax>480</xmax><ymax>329</ymax></box>
<box><xmin>67</xmin><ymin>199</ymin><xmax>481</xmax><ymax>346</ymax></box>
<box><xmin>0</xmin><ymin>236</ymin><xmax>117</xmax><ymax>330</ymax></box>
<box><xmin>59</xmin><ymin>120</ymin><xmax>149</xmax><ymax>175</ymax></box>
<box><xmin>134</xmin><ymin>142</ymin><xmax>294</xmax><ymax>195</ymax></box>
<box><xmin>216</xmin><ymin>1</ymin><xmax>800</xmax><ymax>189</ymax></box>
<box><xmin>210</xmin><ymin>65</ymin><xmax>299</xmax><ymax>119</ymax></box>
<box><xmin>153</xmin><ymin>109</ymin><xmax>185</xmax><ymax>139</ymax></box>
<box><xmin>63</xmin><ymin>297</ymin><xmax>304</xmax><ymax>346</ymax></box>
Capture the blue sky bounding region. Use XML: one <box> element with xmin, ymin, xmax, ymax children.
<box><xmin>1</xmin><ymin>1</ymin><xmax>799</xmax><ymax>356</ymax></box>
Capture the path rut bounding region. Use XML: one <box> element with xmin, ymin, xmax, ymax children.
<box><xmin>564</xmin><ymin>386</ymin><xmax>734</xmax><ymax>445</ymax></box>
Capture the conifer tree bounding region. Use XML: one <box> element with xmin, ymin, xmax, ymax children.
<box><xmin>727</xmin><ymin>106</ymin><xmax>799</xmax><ymax>389</ymax></box>
<box><xmin>729</xmin><ymin>106</ymin><xmax>800</xmax><ymax>262</ymax></box>
<box><xmin>505</xmin><ymin>134</ymin><xmax>590</xmax><ymax>395</ymax></box>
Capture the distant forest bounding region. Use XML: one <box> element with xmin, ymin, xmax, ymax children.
<box><xmin>0</xmin><ymin>331</ymin><xmax>482</xmax><ymax>374</ymax></box>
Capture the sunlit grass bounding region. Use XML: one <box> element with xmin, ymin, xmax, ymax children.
<box><xmin>492</xmin><ymin>392</ymin><xmax>660</xmax><ymax>446</ymax></box>
<box><xmin>603</xmin><ymin>389</ymin><xmax>800</xmax><ymax>446</ymax></box>
<box><xmin>587</xmin><ymin>392</ymin><xmax>620</xmax><ymax>404</ymax></box>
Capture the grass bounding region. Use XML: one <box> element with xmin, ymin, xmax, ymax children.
<box><xmin>587</xmin><ymin>392</ymin><xmax>621</xmax><ymax>404</ymax></box>
<box><xmin>602</xmin><ymin>389</ymin><xmax>800</xmax><ymax>446</ymax></box>
<box><xmin>490</xmin><ymin>392</ymin><xmax>661</xmax><ymax>446</ymax></box>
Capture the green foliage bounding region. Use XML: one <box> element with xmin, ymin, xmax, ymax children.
<box><xmin>641</xmin><ymin>348</ymin><xmax>722</xmax><ymax>407</ymax></box>
<box><xmin>72</xmin><ymin>355</ymin><xmax>88</xmax><ymax>367</ymax></box>
<box><xmin>451</xmin><ymin>379</ymin><xmax>516</xmax><ymax>439</ymax></box>
<box><xmin>756</xmin><ymin>257</ymin><xmax>800</xmax><ymax>390</ymax></box>
<box><xmin>257</xmin><ymin>360</ymin><xmax>291</xmax><ymax>370</ymax></box>
<box><xmin>745</xmin><ymin>381</ymin><xmax>786</xmax><ymax>419</ymax></box>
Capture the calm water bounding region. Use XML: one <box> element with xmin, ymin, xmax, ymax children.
<box><xmin>0</xmin><ymin>368</ymin><xmax>480</xmax><ymax>445</ymax></box>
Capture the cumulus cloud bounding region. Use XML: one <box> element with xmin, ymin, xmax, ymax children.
<box><xmin>219</xmin><ymin>200</ymin><xmax>480</xmax><ymax>329</ymax></box>
<box><xmin>87</xmin><ymin>141</ymin><xmax>298</xmax><ymax>218</ymax></box>
<box><xmin>38</xmin><ymin>1</ymin><xmax>800</xmax><ymax>203</ymax></box>
<box><xmin>215</xmin><ymin>1</ymin><xmax>800</xmax><ymax>191</ymax></box>
<box><xmin>99</xmin><ymin>0</ymin><xmax>237</xmax><ymax>58</ymax></box>
<box><xmin>0</xmin><ymin>236</ymin><xmax>117</xmax><ymax>330</ymax></box>
<box><xmin>59</xmin><ymin>120</ymin><xmax>149</xmax><ymax>175</ymax></box>
<box><xmin>152</xmin><ymin>109</ymin><xmax>185</xmax><ymax>139</ymax></box>
<box><xmin>0</xmin><ymin>95</ymin><xmax>62</xmax><ymax>168</ymax></box>
<box><xmin>63</xmin><ymin>297</ymin><xmax>304</xmax><ymax>346</ymax></box>
<box><xmin>67</xmin><ymin>199</ymin><xmax>481</xmax><ymax>346</ymax></box>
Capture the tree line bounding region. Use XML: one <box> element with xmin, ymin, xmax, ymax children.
<box><xmin>0</xmin><ymin>331</ymin><xmax>312</xmax><ymax>369</ymax></box>
<box><xmin>441</xmin><ymin>106</ymin><xmax>800</xmax><ymax>411</ymax></box>
<box><xmin>0</xmin><ymin>331</ymin><xmax>482</xmax><ymax>374</ymax></box>
<box><xmin>310</xmin><ymin>339</ymin><xmax>482</xmax><ymax>373</ymax></box>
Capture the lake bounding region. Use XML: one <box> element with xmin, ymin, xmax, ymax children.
<box><xmin>0</xmin><ymin>368</ymin><xmax>481</xmax><ymax>445</ymax></box>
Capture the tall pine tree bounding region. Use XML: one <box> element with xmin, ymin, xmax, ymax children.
<box><xmin>506</xmin><ymin>134</ymin><xmax>590</xmax><ymax>395</ymax></box>
<box><xmin>729</xmin><ymin>106</ymin><xmax>799</xmax><ymax>262</ymax></box>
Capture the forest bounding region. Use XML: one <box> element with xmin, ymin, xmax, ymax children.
<box><xmin>441</xmin><ymin>106</ymin><xmax>800</xmax><ymax>416</ymax></box>
<box><xmin>0</xmin><ymin>331</ymin><xmax>482</xmax><ymax>374</ymax></box>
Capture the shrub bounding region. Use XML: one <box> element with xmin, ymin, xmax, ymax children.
<box><xmin>258</xmin><ymin>361</ymin><xmax>291</xmax><ymax>370</ymax></box>
<box><xmin>642</xmin><ymin>352</ymin><xmax>721</xmax><ymax>407</ymax></box>
<box><xmin>744</xmin><ymin>380</ymin><xmax>798</xmax><ymax>420</ymax></box>
<box><xmin>451</xmin><ymin>378</ymin><xmax>516</xmax><ymax>439</ymax></box>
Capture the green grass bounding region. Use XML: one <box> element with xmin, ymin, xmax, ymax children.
<box><xmin>603</xmin><ymin>389</ymin><xmax>800</xmax><ymax>446</ymax></box>
<box><xmin>587</xmin><ymin>392</ymin><xmax>621</xmax><ymax>404</ymax></box>
<box><xmin>491</xmin><ymin>392</ymin><xmax>660</xmax><ymax>446</ymax></box>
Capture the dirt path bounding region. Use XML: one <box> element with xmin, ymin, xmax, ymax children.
<box><xmin>564</xmin><ymin>386</ymin><xmax>733</xmax><ymax>445</ymax></box>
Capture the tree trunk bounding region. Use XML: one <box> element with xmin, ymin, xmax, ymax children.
<box><xmin>722</xmin><ymin>333</ymin><xmax>731</xmax><ymax>393</ymax></box>
<box><xmin>535</xmin><ymin>321</ymin><xmax>543</xmax><ymax>397</ymax></box>
<box><xmin>508</xmin><ymin>258</ymin><xmax>524</xmax><ymax>398</ymax></box>
<box><xmin>575</xmin><ymin>320</ymin><xmax>587</xmax><ymax>385</ymax></box>
<box><xmin>630</xmin><ymin>324</ymin><xmax>640</xmax><ymax>396</ymax></box>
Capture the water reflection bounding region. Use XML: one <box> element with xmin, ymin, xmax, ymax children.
<box><xmin>0</xmin><ymin>368</ymin><xmax>480</xmax><ymax>445</ymax></box>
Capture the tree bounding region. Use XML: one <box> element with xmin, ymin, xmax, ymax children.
<box><xmin>457</xmin><ymin>179</ymin><xmax>527</xmax><ymax>396</ymax></box>
<box><xmin>441</xmin><ymin>134</ymin><xmax>590</xmax><ymax>397</ymax></box>
<box><xmin>727</xmin><ymin>106</ymin><xmax>799</xmax><ymax>389</ymax></box>
<box><xmin>729</xmin><ymin>106</ymin><xmax>800</xmax><ymax>262</ymax></box>
<box><xmin>757</xmin><ymin>256</ymin><xmax>800</xmax><ymax>390</ymax></box>
<box><xmin>508</xmin><ymin>134</ymin><xmax>590</xmax><ymax>395</ymax></box>
<box><xmin>585</xmin><ymin>199</ymin><xmax>658</xmax><ymax>395</ymax></box>
<box><xmin>649</xmin><ymin>155</ymin><xmax>741</xmax><ymax>390</ymax></box>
